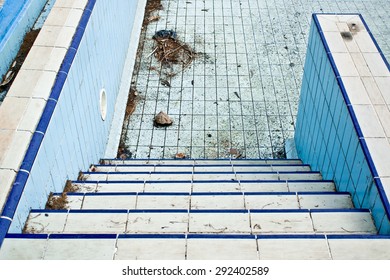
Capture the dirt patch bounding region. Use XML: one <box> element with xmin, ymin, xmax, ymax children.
<box><xmin>144</xmin><ymin>0</ymin><xmax>163</xmax><ymax>25</ymax></box>
<box><xmin>44</xmin><ymin>180</ymin><xmax>79</xmax><ymax>210</ymax></box>
<box><xmin>45</xmin><ymin>192</ymin><xmax>68</xmax><ymax>210</ymax></box>
<box><xmin>0</xmin><ymin>29</ymin><xmax>40</xmax><ymax>101</ymax></box>
<box><xmin>151</xmin><ymin>31</ymin><xmax>196</xmax><ymax>80</ymax></box>
<box><xmin>117</xmin><ymin>87</ymin><xmax>141</xmax><ymax>159</ymax></box>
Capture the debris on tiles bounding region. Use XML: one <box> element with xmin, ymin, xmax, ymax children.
<box><xmin>143</xmin><ymin>0</ymin><xmax>163</xmax><ymax>26</ymax></box>
<box><xmin>154</xmin><ymin>111</ymin><xmax>173</xmax><ymax>127</ymax></box>
<box><xmin>153</xmin><ymin>31</ymin><xmax>196</xmax><ymax>66</ymax></box>
<box><xmin>175</xmin><ymin>153</ymin><xmax>186</xmax><ymax>159</ymax></box>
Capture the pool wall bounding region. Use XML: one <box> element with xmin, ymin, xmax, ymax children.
<box><xmin>0</xmin><ymin>0</ymin><xmax>146</xmax><ymax>240</ymax></box>
<box><xmin>0</xmin><ymin>0</ymin><xmax>47</xmax><ymax>79</ymax></box>
<box><xmin>295</xmin><ymin>14</ymin><xmax>390</xmax><ymax>234</ymax></box>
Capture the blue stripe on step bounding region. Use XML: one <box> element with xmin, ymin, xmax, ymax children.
<box><xmin>310</xmin><ymin>209</ymin><xmax>370</xmax><ymax>213</ymax></box>
<box><xmin>250</xmin><ymin>209</ymin><xmax>310</xmax><ymax>213</ymax></box>
<box><xmin>6</xmin><ymin>233</ymin><xmax>48</xmax><ymax>239</ymax></box>
<box><xmin>326</xmin><ymin>234</ymin><xmax>390</xmax><ymax>239</ymax></box>
<box><xmin>187</xmin><ymin>234</ymin><xmax>255</xmax><ymax>239</ymax></box>
<box><xmin>119</xmin><ymin>234</ymin><xmax>186</xmax><ymax>239</ymax></box>
<box><xmin>49</xmin><ymin>234</ymin><xmax>117</xmax><ymax>239</ymax></box>
<box><xmin>256</xmin><ymin>234</ymin><xmax>326</xmax><ymax>239</ymax></box>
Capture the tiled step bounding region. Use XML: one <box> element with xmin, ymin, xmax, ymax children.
<box><xmin>2</xmin><ymin>234</ymin><xmax>389</xmax><ymax>260</ymax></box>
<box><xmin>23</xmin><ymin>209</ymin><xmax>376</xmax><ymax>235</ymax></box>
<box><xmin>56</xmin><ymin>192</ymin><xmax>353</xmax><ymax>210</ymax></box>
<box><xmin>99</xmin><ymin>159</ymin><xmax>304</xmax><ymax>166</ymax></box>
<box><xmin>80</xmin><ymin>171</ymin><xmax>323</xmax><ymax>182</ymax></box>
<box><xmin>92</xmin><ymin>164</ymin><xmax>312</xmax><ymax>173</ymax></box>
<box><xmin>71</xmin><ymin>180</ymin><xmax>336</xmax><ymax>193</ymax></box>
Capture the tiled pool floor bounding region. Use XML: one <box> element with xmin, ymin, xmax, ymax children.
<box><xmin>120</xmin><ymin>0</ymin><xmax>390</xmax><ymax>159</ymax></box>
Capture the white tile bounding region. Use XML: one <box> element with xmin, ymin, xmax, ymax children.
<box><xmin>115</xmin><ymin>238</ymin><xmax>186</xmax><ymax>260</ymax></box>
<box><xmin>354</xmin><ymin>31</ymin><xmax>378</xmax><ymax>53</ymax></box>
<box><xmin>323</xmin><ymin>32</ymin><xmax>348</xmax><ymax>53</ymax></box>
<box><xmin>193</xmin><ymin>173</ymin><xmax>236</xmax><ymax>181</ymax></box>
<box><xmin>344</xmin><ymin>36</ymin><xmax>361</xmax><ymax>53</ymax></box>
<box><xmin>192</xmin><ymin>182</ymin><xmax>241</xmax><ymax>192</ymax></box>
<box><xmin>86</xmin><ymin>173</ymin><xmax>108</xmax><ymax>181</ymax></box>
<box><xmin>363</xmin><ymin>53</ymin><xmax>390</xmax><ymax>77</ymax></box>
<box><xmin>342</xmin><ymin>15</ymin><xmax>366</xmax><ymax>31</ymax></box>
<box><xmin>288</xmin><ymin>182</ymin><xmax>335</xmax><ymax>192</ymax></box>
<box><xmin>136</xmin><ymin>195</ymin><xmax>189</xmax><ymax>209</ymax></box>
<box><xmin>34</xmin><ymin>25</ymin><xmax>76</xmax><ymax>49</ymax></box>
<box><xmin>279</xmin><ymin>172</ymin><xmax>322</xmax><ymax>180</ymax></box>
<box><xmin>144</xmin><ymin>182</ymin><xmax>191</xmax><ymax>192</ymax></box>
<box><xmin>317</xmin><ymin>15</ymin><xmax>339</xmax><ymax>32</ymax></box>
<box><xmin>379</xmin><ymin>178</ymin><xmax>390</xmax><ymax>201</ymax></box>
<box><xmin>194</xmin><ymin>166</ymin><xmax>233</xmax><ymax>172</ymax></box>
<box><xmin>361</xmin><ymin>77</ymin><xmax>386</xmax><ymax>104</ymax></box>
<box><xmin>336</xmin><ymin>22</ymin><xmax>350</xmax><ymax>33</ymax></box>
<box><xmin>149</xmin><ymin>173</ymin><xmax>192</xmax><ymax>181</ymax></box>
<box><xmin>374</xmin><ymin>105</ymin><xmax>390</xmax><ymax>137</ymax></box>
<box><xmin>126</xmin><ymin>213</ymin><xmax>188</xmax><ymax>233</ymax></box>
<box><xmin>18</xmin><ymin>98</ymin><xmax>47</xmax><ymax>132</ymax></box>
<box><xmin>24</xmin><ymin>212</ymin><xmax>67</xmax><ymax>233</ymax></box>
<box><xmin>64</xmin><ymin>213</ymin><xmax>127</xmax><ymax>233</ymax></box>
<box><xmin>156</xmin><ymin>166</ymin><xmax>194</xmax><ymax>172</ymax></box>
<box><xmin>189</xmin><ymin>213</ymin><xmax>250</xmax><ymax>233</ymax></box>
<box><xmin>0</xmin><ymin>97</ymin><xmax>30</xmax><ymax>130</ymax></box>
<box><xmin>115</xmin><ymin>166</ymin><xmax>155</xmax><ymax>172</ymax></box>
<box><xmin>271</xmin><ymin>165</ymin><xmax>311</xmax><ymax>172</ymax></box>
<box><xmin>312</xmin><ymin>212</ymin><xmax>377</xmax><ymax>234</ymax></box>
<box><xmin>0</xmin><ymin>130</ymin><xmax>32</xmax><ymax>170</ymax></box>
<box><xmin>65</xmin><ymin>195</ymin><xmax>83</xmax><ymax>209</ymax></box>
<box><xmin>45</xmin><ymin>7</ymin><xmax>83</xmax><ymax>28</ymax></box>
<box><xmin>342</xmin><ymin>77</ymin><xmax>371</xmax><ymax>105</ymax></box>
<box><xmin>187</xmin><ymin>238</ymin><xmax>258</xmax><ymax>260</ymax></box>
<box><xmin>82</xmin><ymin>195</ymin><xmax>137</xmax><ymax>209</ymax></box>
<box><xmin>191</xmin><ymin>195</ymin><xmax>245</xmax><ymax>209</ymax></box>
<box><xmin>241</xmin><ymin>182</ymin><xmax>288</xmax><ymax>192</ymax></box>
<box><xmin>54</xmin><ymin>0</ymin><xmax>88</xmax><ymax>9</ymax></box>
<box><xmin>7</xmin><ymin>70</ymin><xmax>56</xmax><ymax>100</ymax></box>
<box><xmin>250</xmin><ymin>212</ymin><xmax>314</xmax><ymax>233</ymax></box>
<box><xmin>365</xmin><ymin>138</ymin><xmax>390</xmax><ymax>177</ymax></box>
<box><xmin>45</xmin><ymin>238</ymin><xmax>116</xmax><ymax>260</ymax></box>
<box><xmin>236</xmin><ymin>173</ymin><xmax>279</xmax><ymax>181</ymax></box>
<box><xmin>245</xmin><ymin>195</ymin><xmax>299</xmax><ymax>209</ymax></box>
<box><xmin>96</xmin><ymin>183</ymin><xmax>144</xmax><ymax>193</ymax></box>
<box><xmin>332</xmin><ymin>52</ymin><xmax>360</xmax><ymax>77</ymax></box>
<box><xmin>0</xmin><ymin>169</ymin><xmax>16</xmax><ymax>208</ymax></box>
<box><xmin>0</xmin><ymin>130</ymin><xmax>16</xmax><ymax>165</ymax></box>
<box><xmin>329</xmin><ymin>239</ymin><xmax>390</xmax><ymax>260</ymax></box>
<box><xmin>0</xmin><ymin>238</ymin><xmax>46</xmax><ymax>260</ymax></box>
<box><xmin>258</xmin><ymin>238</ymin><xmax>331</xmax><ymax>260</ymax></box>
<box><xmin>299</xmin><ymin>194</ymin><xmax>353</xmax><ymax>209</ymax></box>
<box><xmin>350</xmin><ymin>52</ymin><xmax>372</xmax><ymax>77</ymax></box>
<box><xmin>21</xmin><ymin>46</ymin><xmax>67</xmax><ymax>72</ymax></box>
<box><xmin>353</xmin><ymin>104</ymin><xmax>386</xmax><ymax>138</ymax></box>
<box><xmin>374</xmin><ymin>77</ymin><xmax>390</xmax><ymax>104</ymax></box>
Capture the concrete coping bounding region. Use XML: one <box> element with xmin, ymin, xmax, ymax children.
<box><xmin>0</xmin><ymin>0</ymin><xmax>88</xmax><ymax>212</ymax></box>
<box><xmin>315</xmin><ymin>14</ymin><xmax>390</xmax><ymax>212</ymax></box>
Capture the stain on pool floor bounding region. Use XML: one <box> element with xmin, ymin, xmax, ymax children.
<box><xmin>120</xmin><ymin>0</ymin><xmax>390</xmax><ymax>159</ymax></box>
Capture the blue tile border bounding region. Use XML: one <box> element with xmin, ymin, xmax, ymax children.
<box><xmin>310</xmin><ymin>13</ymin><xmax>390</xmax><ymax>233</ymax></box>
<box><xmin>0</xmin><ymin>0</ymin><xmax>97</xmax><ymax>248</ymax></box>
<box><xmin>4</xmin><ymin>232</ymin><xmax>390</xmax><ymax>241</ymax></box>
<box><xmin>119</xmin><ymin>234</ymin><xmax>186</xmax><ymax>239</ymax></box>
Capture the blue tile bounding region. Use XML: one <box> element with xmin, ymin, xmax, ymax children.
<box><xmin>20</xmin><ymin>132</ymin><xmax>44</xmax><ymax>172</ymax></box>
<box><xmin>379</xmin><ymin>215</ymin><xmax>390</xmax><ymax>235</ymax></box>
<box><xmin>361</xmin><ymin>181</ymin><xmax>378</xmax><ymax>210</ymax></box>
<box><xmin>1</xmin><ymin>171</ymin><xmax>29</xmax><ymax>219</ymax></box>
